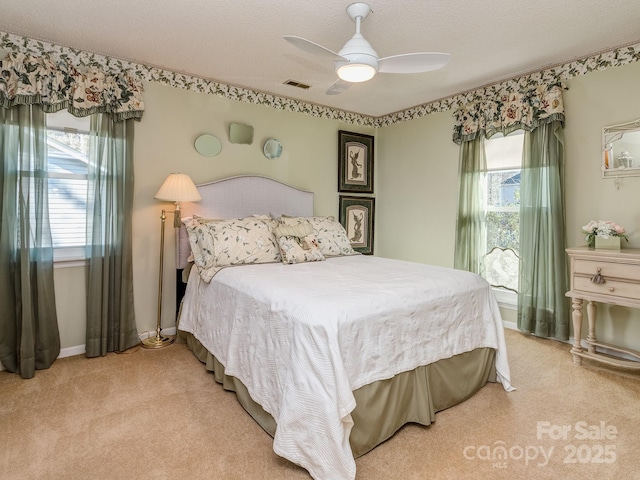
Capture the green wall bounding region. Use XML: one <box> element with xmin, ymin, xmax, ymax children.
<box><xmin>376</xmin><ymin>60</ymin><xmax>640</xmax><ymax>351</ymax></box>
<box><xmin>55</xmin><ymin>81</ymin><xmax>376</xmax><ymax>350</ymax></box>
<box><xmin>54</xmin><ymin>61</ymin><xmax>640</xmax><ymax>355</ymax></box>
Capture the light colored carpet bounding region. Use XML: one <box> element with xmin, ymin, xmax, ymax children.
<box><xmin>1</xmin><ymin>329</ymin><xmax>638</xmax><ymax>480</ymax></box>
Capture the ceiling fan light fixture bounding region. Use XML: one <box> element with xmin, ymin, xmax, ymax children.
<box><xmin>284</xmin><ymin>2</ymin><xmax>451</xmax><ymax>94</ymax></box>
<box><xmin>337</xmin><ymin>62</ymin><xmax>376</xmax><ymax>82</ymax></box>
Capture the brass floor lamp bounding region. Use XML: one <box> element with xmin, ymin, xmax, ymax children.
<box><xmin>142</xmin><ymin>172</ymin><xmax>201</xmax><ymax>349</ymax></box>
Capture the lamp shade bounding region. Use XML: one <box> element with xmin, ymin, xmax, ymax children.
<box><xmin>154</xmin><ymin>173</ymin><xmax>201</xmax><ymax>202</ymax></box>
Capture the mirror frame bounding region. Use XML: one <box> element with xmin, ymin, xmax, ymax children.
<box><xmin>263</xmin><ymin>138</ymin><xmax>283</xmax><ymax>160</ymax></box>
<box><xmin>602</xmin><ymin>119</ymin><xmax>640</xmax><ymax>180</ymax></box>
<box><xmin>229</xmin><ymin>122</ymin><xmax>254</xmax><ymax>145</ymax></box>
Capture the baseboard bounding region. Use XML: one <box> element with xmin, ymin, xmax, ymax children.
<box><xmin>503</xmin><ymin>320</ymin><xmax>518</xmax><ymax>331</ymax></box>
<box><xmin>503</xmin><ymin>320</ymin><xmax>638</xmax><ymax>363</ymax></box>
<box><xmin>60</xmin><ymin>344</ymin><xmax>86</xmax><ymax>358</ymax></box>
<box><xmin>0</xmin><ymin>327</ymin><xmax>179</xmax><ymax>372</ymax></box>
<box><xmin>139</xmin><ymin>327</ymin><xmax>177</xmax><ymax>340</ymax></box>
<box><xmin>59</xmin><ymin>327</ymin><xmax>178</xmax><ymax>358</ymax></box>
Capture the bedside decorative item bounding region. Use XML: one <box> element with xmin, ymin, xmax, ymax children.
<box><xmin>581</xmin><ymin>220</ymin><xmax>628</xmax><ymax>250</ymax></box>
<box><xmin>595</xmin><ymin>236</ymin><xmax>621</xmax><ymax>250</ymax></box>
<box><xmin>144</xmin><ymin>173</ymin><xmax>201</xmax><ymax>349</ymax></box>
<box><xmin>263</xmin><ymin>138</ymin><xmax>283</xmax><ymax>159</ymax></box>
<box><xmin>194</xmin><ymin>134</ymin><xmax>222</xmax><ymax>157</ymax></box>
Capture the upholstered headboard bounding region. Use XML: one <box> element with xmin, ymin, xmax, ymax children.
<box><xmin>176</xmin><ymin>175</ymin><xmax>314</xmax><ymax>270</ymax></box>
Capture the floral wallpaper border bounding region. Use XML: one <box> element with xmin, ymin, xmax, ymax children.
<box><xmin>381</xmin><ymin>42</ymin><xmax>640</xmax><ymax>127</ymax></box>
<box><xmin>2</xmin><ymin>31</ymin><xmax>639</xmax><ymax>128</ymax></box>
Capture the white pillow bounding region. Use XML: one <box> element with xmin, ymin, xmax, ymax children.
<box><xmin>273</xmin><ymin>222</ymin><xmax>325</xmax><ymax>264</ymax></box>
<box><xmin>280</xmin><ymin>215</ymin><xmax>358</xmax><ymax>257</ymax></box>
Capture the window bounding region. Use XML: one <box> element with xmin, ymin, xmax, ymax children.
<box><xmin>46</xmin><ymin>111</ymin><xmax>90</xmax><ymax>262</ymax></box>
<box><xmin>482</xmin><ymin>132</ymin><xmax>523</xmax><ymax>300</ymax></box>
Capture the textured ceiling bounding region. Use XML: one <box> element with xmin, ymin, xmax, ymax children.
<box><xmin>1</xmin><ymin>1</ymin><xmax>640</xmax><ymax>117</ymax></box>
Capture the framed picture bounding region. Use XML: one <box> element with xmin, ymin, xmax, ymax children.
<box><xmin>338</xmin><ymin>130</ymin><xmax>374</xmax><ymax>194</ymax></box>
<box><xmin>339</xmin><ymin>195</ymin><xmax>375</xmax><ymax>255</ymax></box>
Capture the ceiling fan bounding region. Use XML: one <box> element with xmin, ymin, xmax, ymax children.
<box><xmin>284</xmin><ymin>2</ymin><xmax>450</xmax><ymax>95</ymax></box>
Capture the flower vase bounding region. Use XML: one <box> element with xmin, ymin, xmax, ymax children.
<box><xmin>595</xmin><ymin>236</ymin><xmax>620</xmax><ymax>250</ymax></box>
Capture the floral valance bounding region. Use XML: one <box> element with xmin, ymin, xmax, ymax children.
<box><xmin>452</xmin><ymin>83</ymin><xmax>565</xmax><ymax>144</ymax></box>
<box><xmin>0</xmin><ymin>53</ymin><xmax>144</xmax><ymax>121</ymax></box>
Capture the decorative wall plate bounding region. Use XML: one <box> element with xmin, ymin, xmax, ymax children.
<box><xmin>194</xmin><ymin>134</ymin><xmax>222</xmax><ymax>156</ymax></box>
<box><xmin>263</xmin><ymin>138</ymin><xmax>283</xmax><ymax>159</ymax></box>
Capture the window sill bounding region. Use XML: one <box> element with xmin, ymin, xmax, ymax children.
<box><xmin>492</xmin><ymin>287</ymin><xmax>517</xmax><ymax>310</ymax></box>
<box><xmin>53</xmin><ymin>246</ymin><xmax>87</xmax><ymax>267</ymax></box>
<box><xmin>54</xmin><ymin>258</ymin><xmax>87</xmax><ymax>269</ymax></box>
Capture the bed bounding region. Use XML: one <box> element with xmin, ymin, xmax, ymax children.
<box><xmin>176</xmin><ymin>175</ymin><xmax>513</xmax><ymax>480</ymax></box>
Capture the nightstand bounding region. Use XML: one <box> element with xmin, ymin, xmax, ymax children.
<box><xmin>566</xmin><ymin>246</ymin><xmax>640</xmax><ymax>370</ymax></box>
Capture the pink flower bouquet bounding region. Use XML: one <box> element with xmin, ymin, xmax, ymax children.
<box><xmin>581</xmin><ymin>220</ymin><xmax>629</xmax><ymax>247</ymax></box>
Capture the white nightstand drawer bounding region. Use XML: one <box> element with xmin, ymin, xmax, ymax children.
<box><xmin>574</xmin><ymin>276</ymin><xmax>639</xmax><ymax>300</ymax></box>
<box><xmin>573</xmin><ymin>259</ymin><xmax>640</xmax><ymax>282</ymax></box>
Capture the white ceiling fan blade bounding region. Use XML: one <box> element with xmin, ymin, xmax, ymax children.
<box><xmin>378</xmin><ymin>52</ymin><xmax>450</xmax><ymax>74</ymax></box>
<box><xmin>283</xmin><ymin>35</ymin><xmax>346</xmax><ymax>61</ymax></box>
<box><xmin>326</xmin><ymin>79</ymin><xmax>352</xmax><ymax>95</ymax></box>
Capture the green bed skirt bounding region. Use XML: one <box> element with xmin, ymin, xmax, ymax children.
<box><xmin>180</xmin><ymin>331</ymin><xmax>496</xmax><ymax>458</ymax></box>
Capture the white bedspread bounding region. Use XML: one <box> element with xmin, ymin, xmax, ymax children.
<box><xmin>179</xmin><ymin>255</ymin><xmax>513</xmax><ymax>480</ymax></box>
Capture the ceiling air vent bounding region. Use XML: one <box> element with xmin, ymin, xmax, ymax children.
<box><xmin>284</xmin><ymin>80</ymin><xmax>311</xmax><ymax>90</ymax></box>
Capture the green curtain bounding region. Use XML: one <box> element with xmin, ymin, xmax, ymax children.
<box><xmin>454</xmin><ymin>136</ymin><xmax>487</xmax><ymax>274</ymax></box>
<box><xmin>85</xmin><ymin>113</ymin><xmax>139</xmax><ymax>357</ymax></box>
<box><xmin>0</xmin><ymin>104</ymin><xmax>60</xmax><ymax>378</ymax></box>
<box><xmin>517</xmin><ymin>120</ymin><xmax>569</xmax><ymax>340</ymax></box>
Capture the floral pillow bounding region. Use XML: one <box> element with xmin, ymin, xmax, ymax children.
<box><xmin>193</xmin><ymin>213</ymin><xmax>278</xmax><ymax>229</ymax></box>
<box><xmin>182</xmin><ymin>216</ymin><xmax>213</xmax><ymax>270</ymax></box>
<box><xmin>184</xmin><ymin>215</ymin><xmax>280</xmax><ymax>282</ymax></box>
<box><xmin>274</xmin><ymin>222</ymin><xmax>325</xmax><ymax>264</ymax></box>
<box><xmin>280</xmin><ymin>215</ymin><xmax>358</xmax><ymax>257</ymax></box>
